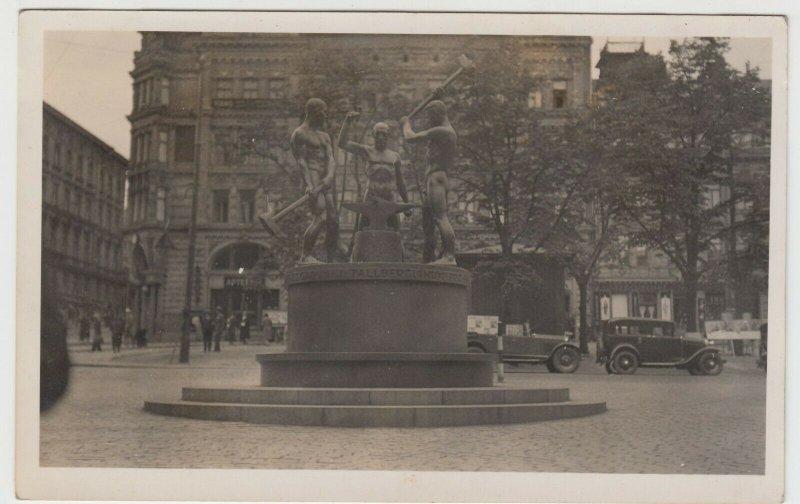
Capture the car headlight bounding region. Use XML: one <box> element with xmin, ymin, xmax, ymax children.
<box><xmin>707</xmin><ymin>340</ymin><xmax>715</xmax><ymax>345</ymax></box>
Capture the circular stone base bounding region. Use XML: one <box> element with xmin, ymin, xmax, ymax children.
<box><xmin>285</xmin><ymin>263</ymin><xmax>471</xmax><ymax>353</ymax></box>
<box><xmin>257</xmin><ymin>352</ymin><xmax>495</xmax><ymax>388</ymax></box>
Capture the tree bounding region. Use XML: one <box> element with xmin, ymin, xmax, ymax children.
<box><xmin>606</xmin><ymin>38</ymin><xmax>770</xmax><ymax>331</ymax></box>
<box><xmin>556</xmin><ymin>115</ymin><xmax>626</xmax><ymax>353</ymax></box>
<box><xmin>441</xmin><ymin>40</ymin><xmax>583</xmax><ymax>325</ymax></box>
<box><xmin>449</xmin><ymin>41</ymin><xmax>578</xmax><ymax>258</ymax></box>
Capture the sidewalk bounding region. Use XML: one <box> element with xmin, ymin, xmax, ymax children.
<box><xmin>68</xmin><ymin>340</ymin><xmax>287</xmax><ymax>368</ymax></box>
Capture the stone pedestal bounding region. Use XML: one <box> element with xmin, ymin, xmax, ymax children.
<box><xmin>145</xmin><ymin>226</ymin><xmax>606</xmax><ymax>426</ymax></box>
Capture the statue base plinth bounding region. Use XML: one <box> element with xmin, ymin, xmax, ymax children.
<box><xmin>352</xmin><ymin>230</ymin><xmax>403</xmax><ymax>262</ymax></box>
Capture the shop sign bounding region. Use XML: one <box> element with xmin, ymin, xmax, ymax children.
<box><xmin>224</xmin><ymin>276</ymin><xmax>263</xmax><ymax>290</ymax></box>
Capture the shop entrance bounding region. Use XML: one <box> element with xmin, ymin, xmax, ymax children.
<box><xmin>208</xmin><ymin>241</ymin><xmax>280</xmax><ymax>329</ymax></box>
<box><xmin>209</xmin><ymin>287</ymin><xmax>279</xmax><ymax>327</ymax></box>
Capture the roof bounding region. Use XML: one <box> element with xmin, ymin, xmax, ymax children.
<box><xmin>43</xmin><ymin>102</ymin><xmax>129</xmax><ymax>167</ymax></box>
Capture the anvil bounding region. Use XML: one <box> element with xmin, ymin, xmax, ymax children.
<box><xmin>343</xmin><ymin>195</ymin><xmax>418</xmax><ymax>230</ymax></box>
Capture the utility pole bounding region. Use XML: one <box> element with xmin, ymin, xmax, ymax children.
<box><xmin>179</xmin><ymin>52</ymin><xmax>205</xmax><ymax>363</ymax></box>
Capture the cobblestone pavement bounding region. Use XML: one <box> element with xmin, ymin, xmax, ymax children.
<box><xmin>40</xmin><ymin>343</ymin><xmax>766</xmax><ymax>474</ymax></box>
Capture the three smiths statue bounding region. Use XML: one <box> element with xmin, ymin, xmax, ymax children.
<box><xmin>337</xmin><ymin>112</ymin><xmax>411</xmax><ymax>230</ymax></box>
<box><xmin>401</xmin><ymin>98</ymin><xmax>457</xmax><ymax>265</ymax></box>
<box><xmin>290</xmin><ymin>98</ymin><xmax>344</xmax><ymax>263</ymax></box>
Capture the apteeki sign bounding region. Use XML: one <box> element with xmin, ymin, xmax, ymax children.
<box><xmin>224</xmin><ymin>276</ymin><xmax>264</xmax><ymax>290</ymax></box>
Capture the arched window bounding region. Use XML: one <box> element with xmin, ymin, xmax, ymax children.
<box><xmin>210</xmin><ymin>242</ymin><xmax>269</xmax><ymax>271</ymax></box>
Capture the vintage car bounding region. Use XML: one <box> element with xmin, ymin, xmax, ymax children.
<box><xmin>467</xmin><ymin>331</ymin><xmax>582</xmax><ymax>373</ymax></box>
<box><xmin>756</xmin><ymin>323</ymin><xmax>768</xmax><ymax>371</ymax></box>
<box><xmin>596</xmin><ymin>317</ymin><xmax>724</xmax><ymax>375</ymax></box>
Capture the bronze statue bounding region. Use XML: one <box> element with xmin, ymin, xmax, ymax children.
<box><xmin>401</xmin><ymin>99</ymin><xmax>457</xmax><ymax>265</ymax></box>
<box><xmin>290</xmin><ymin>98</ymin><xmax>343</xmax><ymax>263</ymax></box>
<box><xmin>337</xmin><ymin>112</ymin><xmax>410</xmax><ymax>230</ymax></box>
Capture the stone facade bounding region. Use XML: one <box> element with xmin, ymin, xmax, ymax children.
<box><xmin>42</xmin><ymin>102</ymin><xmax>127</xmax><ymax>318</ymax></box>
<box><xmin>124</xmin><ymin>32</ymin><xmax>592</xmax><ymax>339</ymax></box>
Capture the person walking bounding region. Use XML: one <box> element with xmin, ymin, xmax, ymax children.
<box><xmin>110</xmin><ymin>312</ymin><xmax>124</xmax><ymax>353</ymax></box>
<box><xmin>201</xmin><ymin>312</ymin><xmax>214</xmax><ymax>352</ymax></box>
<box><xmin>123</xmin><ymin>308</ymin><xmax>134</xmax><ymax>347</ymax></box>
<box><xmin>79</xmin><ymin>312</ymin><xmax>90</xmax><ymax>343</ymax></box>
<box><xmin>91</xmin><ymin>312</ymin><xmax>103</xmax><ymax>352</ymax></box>
<box><xmin>262</xmin><ymin>313</ymin><xmax>274</xmax><ymax>344</ymax></box>
<box><xmin>226</xmin><ymin>313</ymin><xmax>237</xmax><ymax>345</ymax></box>
<box><xmin>239</xmin><ymin>312</ymin><xmax>250</xmax><ymax>344</ymax></box>
<box><xmin>213</xmin><ymin>307</ymin><xmax>225</xmax><ymax>352</ymax></box>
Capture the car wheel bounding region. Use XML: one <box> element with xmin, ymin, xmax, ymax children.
<box><xmin>687</xmin><ymin>365</ymin><xmax>701</xmax><ymax>376</ymax></box>
<box><xmin>695</xmin><ymin>352</ymin><xmax>724</xmax><ymax>376</ymax></box>
<box><xmin>605</xmin><ymin>360</ymin><xmax>617</xmax><ymax>374</ymax></box>
<box><xmin>546</xmin><ymin>360</ymin><xmax>558</xmax><ymax>373</ymax></box>
<box><xmin>551</xmin><ymin>347</ymin><xmax>580</xmax><ymax>373</ymax></box>
<box><xmin>468</xmin><ymin>345</ymin><xmax>486</xmax><ymax>354</ymax></box>
<box><xmin>612</xmin><ymin>350</ymin><xmax>639</xmax><ymax>375</ymax></box>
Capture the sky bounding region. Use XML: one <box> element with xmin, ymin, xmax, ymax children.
<box><xmin>43</xmin><ymin>32</ymin><xmax>773</xmax><ymax>158</ymax></box>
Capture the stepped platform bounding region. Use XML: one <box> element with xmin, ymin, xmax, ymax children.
<box><xmin>144</xmin><ymin>386</ymin><xmax>606</xmax><ymax>427</ymax></box>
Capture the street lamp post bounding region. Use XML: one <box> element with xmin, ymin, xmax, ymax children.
<box><xmin>179</xmin><ymin>52</ymin><xmax>205</xmax><ymax>363</ymax></box>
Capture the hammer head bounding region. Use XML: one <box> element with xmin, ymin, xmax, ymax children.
<box><xmin>257</xmin><ymin>209</ymin><xmax>280</xmax><ymax>236</ymax></box>
<box><xmin>459</xmin><ymin>53</ymin><xmax>476</xmax><ymax>73</ymax></box>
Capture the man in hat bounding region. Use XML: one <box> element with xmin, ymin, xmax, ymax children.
<box><xmin>337</xmin><ymin>112</ymin><xmax>410</xmax><ymax>230</ymax></box>
<box><xmin>401</xmin><ymin>98</ymin><xmax>457</xmax><ymax>264</ymax></box>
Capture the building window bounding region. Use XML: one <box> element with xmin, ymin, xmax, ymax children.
<box><xmin>65</xmin><ymin>149</ymin><xmax>73</xmax><ymax>177</ymax></box>
<box><xmin>239</xmin><ymin>190</ymin><xmax>255</xmax><ymax>223</ymax></box>
<box><xmin>175</xmin><ymin>126</ymin><xmax>195</xmax><ymax>162</ymax></box>
<box><xmin>160</xmin><ymin>77</ymin><xmax>170</xmax><ymax>105</ymax></box>
<box><xmin>158</xmin><ymin>131</ymin><xmax>168</xmax><ymax>162</ymax></box>
<box><xmin>156</xmin><ymin>187</ymin><xmax>166</xmax><ymax>222</ymax></box>
<box><xmin>243</xmin><ymin>79</ymin><xmax>259</xmax><ymax>99</ymax></box>
<box><xmin>552</xmin><ymin>80</ymin><xmax>568</xmax><ymax>109</ymax></box>
<box><xmin>528</xmin><ymin>89</ymin><xmax>542</xmax><ymax>109</ymax></box>
<box><xmin>212</xmin><ymin>190</ymin><xmax>229</xmax><ymax>223</ymax></box>
<box><xmin>54</xmin><ymin>143</ymin><xmax>62</xmax><ymax>169</ymax></box>
<box><xmin>215</xmin><ymin>78</ymin><xmax>233</xmax><ymax>99</ymax></box>
<box><xmin>268</xmin><ymin>78</ymin><xmax>286</xmax><ymax>99</ymax></box>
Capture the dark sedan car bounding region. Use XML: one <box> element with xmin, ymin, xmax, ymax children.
<box><xmin>596</xmin><ymin>318</ymin><xmax>724</xmax><ymax>375</ymax></box>
<box><xmin>467</xmin><ymin>331</ymin><xmax>582</xmax><ymax>373</ymax></box>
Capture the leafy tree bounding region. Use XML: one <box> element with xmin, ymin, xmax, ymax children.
<box><xmin>439</xmin><ymin>41</ymin><xmax>584</xmax><ymax>325</ymax></box>
<box><xmin>606</xmin><ymin>38</ymin><xmax>770</xmax><ymax>330</ymax></box>
<box><xmin>555</xmin><ymin>115</ymin><xmax>626</xmax><ymax>353</ymax></box>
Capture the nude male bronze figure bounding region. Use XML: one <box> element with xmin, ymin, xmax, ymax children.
<box><xmin>401</xmin><ymin>100</ymin><xmax>457</xmax><ymax>265</ymax></box>
<box><xmin>337</xmin><ymin>111</ymin><xmax>410</xmax><ymax>230</ymax></box>
<box><xmin>290</xmin><ymin>98</ymin><xmax>343</xmax><ymax>263</ymax></box>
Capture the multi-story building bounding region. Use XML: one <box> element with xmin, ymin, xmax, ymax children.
<box><xmin>42</xmin><ymin>102</ymin><xmax>128</xmax><ymax>318</ymax></box>
<box><xmin>125</xmin><ymin>32</ymin><xmax>592</xmax><ymax>339</ymax></box>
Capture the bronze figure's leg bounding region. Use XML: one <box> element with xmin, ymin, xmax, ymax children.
<box><xmin>427</xmin><ymin>171</ymin><xmax>456</xmax><ymax>264</ymax></box>
<box><xmin>323</xmin><ymin>189</ymin><xmax>342</xmax><ymax>262</ymax></box>
<box><xmin>301</xmin><ymin>172</ymin><xmax>325</xmax><ymax>263</ymax></box>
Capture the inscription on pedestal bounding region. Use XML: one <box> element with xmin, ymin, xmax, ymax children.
<box><xmin>286</xmin><ymin>264</ymin><xmax>470</xmax><ymax>287</ymax></box>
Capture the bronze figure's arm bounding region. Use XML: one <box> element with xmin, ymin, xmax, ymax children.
<box><xmin>337</xmin><ymin>111</ymin><xmax>370</xmax><ymax>157</ymax></box>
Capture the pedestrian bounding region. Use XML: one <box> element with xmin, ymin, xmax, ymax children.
<box><xmin>262</xmin><ymin>313</ymin><xmax>274</xmax><ymax>344</ymax></box>
<box><xmin>240</xmin><ymin>312</ymin><xmax>250</xmax><ymax>344</ymax></box>
<box><xmin>79</xmin><ymin>312</ymin><xmax>90</xmax><ymax>343</ymax></box>
<box><xmin>226</xmin><ymin>313</ymin><xmax>237</xmax><ymax>345</ymax></box>
<box><xmin>201</xmin><ymin>312</ymin><xmax>213</xmax><ymax>352</ymax></box>
<box><xmin>123</xmin><ymin>308</ymin><xmax>134</xmax><ymax>347</ymax></box>
<box><xmin>110</xmin><ymin>312</ymin><xmax>124</xmax><ymax>353</ymax></box>
<box><xmin>213</xmin><ymin>306</ymin><xmax>225</xmax><ymax>352</ymax></box>
<box><xmin>91</xmin><ymin>312</ymin><xmax>103</xmax><ymax>352</ymax></box>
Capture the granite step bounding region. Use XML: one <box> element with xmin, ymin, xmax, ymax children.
<box><xmin>181</xmin><ymin>386</ymin><xmax>570</xmax><ymax>406</ymax></box>
<box><xmin>144</xmin><ymin>399</ymin><xmax>607</xmax><ymax>427</ymax></box>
